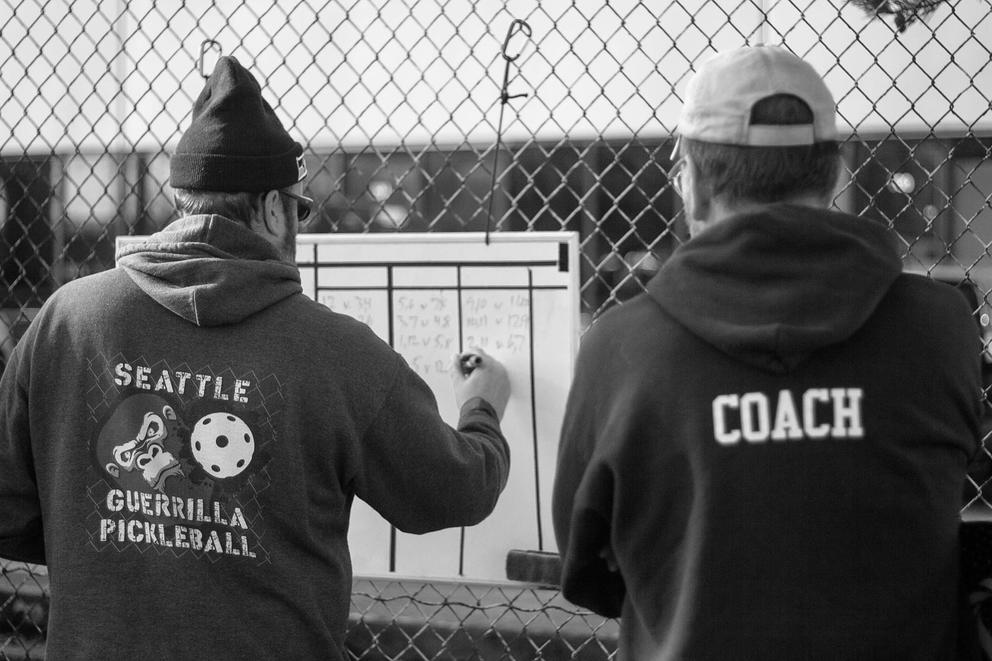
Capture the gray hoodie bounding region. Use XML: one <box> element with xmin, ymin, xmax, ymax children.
<box><xmin>0</xmin><ymin>214</ymin><xmax>509</xmax><ymax>660</ymax></box>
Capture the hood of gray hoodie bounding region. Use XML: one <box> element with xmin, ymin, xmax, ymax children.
<box><xmin>116</xmin><ymin>215</ymin><xmax>302</xmax><ymax>326</ymax></box>
<box><xmin>649</xmin><ymin>204</ymin><xmax>902</xmax><ymax>374</ymax></box>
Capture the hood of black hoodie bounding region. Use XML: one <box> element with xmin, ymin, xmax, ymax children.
<box><xmin>116</xmin><ymin>215</ymin><xmax>302</xmax><ymax>326</ymax></box>
<box><xmin>649</xmin><ymin>204</ymin><xmax>902</xmax><ymax>374</ymax></box>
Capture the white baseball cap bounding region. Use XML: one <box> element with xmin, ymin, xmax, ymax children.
<box><xmin>676</xmin><ymin>45</ymin><xmax>838</xmax><ymax>147</ymax></box>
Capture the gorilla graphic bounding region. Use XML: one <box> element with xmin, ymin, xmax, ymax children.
<box><xmin>96</xmin><ymin>393</ymin><xmax>187</xmax><ymax>493</ymax></box>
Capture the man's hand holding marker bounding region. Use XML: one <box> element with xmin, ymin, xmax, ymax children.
<box><xmin>450</xmin><ymin>347</ymin><xmax>511</xmax><ymax>420</ymax></box>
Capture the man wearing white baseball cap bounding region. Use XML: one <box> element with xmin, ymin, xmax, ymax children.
<box><xmin>553</xmin><ymin>45</ymin><xmax>983</xmax><ymax>659</ymax></box>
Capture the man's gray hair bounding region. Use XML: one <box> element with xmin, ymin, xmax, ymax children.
<box><xmin>172</xmin><ymin>188</ymin><xmax>264</xmax><ymax>223</ymax></box>
<box><xmin>681</xmin><ymin>94</ymin><xmax>841</xmax><ymax>205</ymax></box>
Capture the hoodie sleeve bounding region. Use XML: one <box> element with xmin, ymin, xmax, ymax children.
<box><xmin>352</xmin><ymin>354</ymin><xmax>510</xmax><ymax>534</ymax></box>
<box><xmin>0</xmin><ymin>344</ymin><xmax>45</xmax><ymax>564</ymax></box>
<box><xmin>552</xmin><ymin>322</ymin><xmax>625</xmax><ymax>618</ymax></box>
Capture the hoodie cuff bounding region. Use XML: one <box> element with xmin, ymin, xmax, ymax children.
<box><xmin>458</xmin><ymin>396</ymin><xmax>498</xmax><ymax>422</ymax></box>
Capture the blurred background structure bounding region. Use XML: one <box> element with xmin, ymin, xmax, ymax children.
<box><xmin>2</xmin><ymin>0</ymin><xmax>992</xmax><ymax>658</ymax></box>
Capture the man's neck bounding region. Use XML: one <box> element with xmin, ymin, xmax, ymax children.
<box><xmin>709</xmin><ymin>194</ymin><xmax>829</xmax><ymax>223</ymax></box>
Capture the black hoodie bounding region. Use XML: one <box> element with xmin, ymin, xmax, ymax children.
<box><xmin>553</xmin><ymin>204</ymin><xmax>982</xmax><ymax>660</ymax></box>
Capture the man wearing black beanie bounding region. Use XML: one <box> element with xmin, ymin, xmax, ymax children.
<box><xmin>0</xmin><ymin>57</ymin><xmax>512</xmax><ymax>660</ymax></box>
<box><xmin>169</xmin><ymin>55</ymin><xmax>312</xmax><ymax>262</ymax></box>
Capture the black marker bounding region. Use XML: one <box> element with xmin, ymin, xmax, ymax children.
<box><xmin>460</xmin><ymin>353</ymin><xmax>482</xmax><ymax>375</ymax></box>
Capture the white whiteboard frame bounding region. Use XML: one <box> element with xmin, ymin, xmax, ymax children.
<box><xmin>297</xmin><ymin>231</ymin><xmax>580</xmax><ymax>579</ymax></box>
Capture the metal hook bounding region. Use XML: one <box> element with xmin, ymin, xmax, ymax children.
<box><xmin>501</xmin><ymin>19</ymin><xmax>532</xmax><ymax>63</ymax></box>
<box><xmin>198</xmin><ymin>39</ymin><xmax>222</xmax><ymax>79</ymax></box>
<box><xmin>499</xmin><ymin>19</ymin><xmax>531</xmax><ymax>104</ymax></box>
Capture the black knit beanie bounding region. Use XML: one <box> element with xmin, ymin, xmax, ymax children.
<box><xmin>170</xmin><ymin>56</ymin><xmax>305</xmax><ymax>193</ymax></box>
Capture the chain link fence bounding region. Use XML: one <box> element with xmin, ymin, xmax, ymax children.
<box><xmin>3</xmin><ymin>1</ymin><xmax>992</xmax><ymax>658</ymax></box>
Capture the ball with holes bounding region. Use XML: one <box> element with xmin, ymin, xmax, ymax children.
<box><xmin>190</xmin><ymin>413</ymin><xmax>255</xmax><ymax>479</ymax></box>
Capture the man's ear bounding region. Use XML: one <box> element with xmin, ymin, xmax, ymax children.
<box><xmin>684</xmin><ymin>159</ymin><xmax>713</xmax><ymax>236</ymax></box>
<box><xmin>262</xmin><ymin>190</ymin><xmax>284</xmax><ymax>233</ymax></box>
<box><xmin>249</xmin><ymin>190</ymin><xmax>282</xmax><ymax>234</ymax></box>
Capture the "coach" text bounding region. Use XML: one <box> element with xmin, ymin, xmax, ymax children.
<box><xmin>712</xmin><ymin>388</ymin><xmax>864</xmax><ymax>445</ymax></box>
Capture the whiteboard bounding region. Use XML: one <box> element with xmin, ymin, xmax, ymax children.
<box><xmin>297</xmin><ymin>232</ymin><xmax>579</xmax><ymax>579</ymax></box>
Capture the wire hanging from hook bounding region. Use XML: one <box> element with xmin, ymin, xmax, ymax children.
<box><xmin>484</xmin><ymin>19</ymin><xmax>532</xmax><ymax>245</ymax></box>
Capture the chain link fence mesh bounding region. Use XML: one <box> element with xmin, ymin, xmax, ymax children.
<box><xmin>2</xmin><ymin>0</ymin><xmax>992</xmax><ymax>658</ymax></box>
